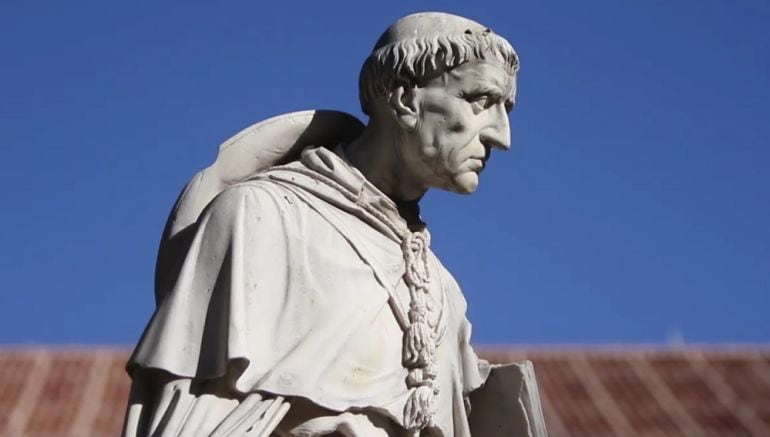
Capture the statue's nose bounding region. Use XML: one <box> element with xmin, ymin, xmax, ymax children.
<box><xmin>480</xmin><ymin>107</ymin><xmax>511</xmax><ymax>151</ymax></box>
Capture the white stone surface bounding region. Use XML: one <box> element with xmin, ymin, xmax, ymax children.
<box><xmin>124</xmin><ymin>12</ymin><xmax>545</xmax><ymax>437</ymax></box>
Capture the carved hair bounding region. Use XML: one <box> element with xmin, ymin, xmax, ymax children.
<box><xmin>359</xmin><ymin>30</ymin><xmax>520</xmax><ymax>115</ymax></box>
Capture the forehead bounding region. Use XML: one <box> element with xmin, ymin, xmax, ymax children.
<box><xmin>443</xmin><ymin>61</ymin><xmax>516</xmax><ymax>96</ymax></box>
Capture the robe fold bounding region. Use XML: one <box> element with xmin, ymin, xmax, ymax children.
<box><xmin>127</xmin><ymin>146</ymin><xmax>489</xmax><ymax>436</ymax></box>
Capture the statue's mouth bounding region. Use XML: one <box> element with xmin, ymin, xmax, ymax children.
<box><xmin>468</xmin><ymin>157</ymin><xmax>486</xmax><ymax>173</ymax></box>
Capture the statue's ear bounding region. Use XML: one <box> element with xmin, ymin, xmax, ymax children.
<box><xmin>389</xmin><ymin>85</ymin><xmax>419</xmax><ymax>130</ymax></box>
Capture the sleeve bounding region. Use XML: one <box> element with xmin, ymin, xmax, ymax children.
<box><xmin>127</xmin><ymin>182</ymin><xmax>292</xmax><ymax>381</ymax></box>
<box><xmin>126</xmin><ymin>177</ymin><xmax>403</xmax><ymax>424</ymax></box>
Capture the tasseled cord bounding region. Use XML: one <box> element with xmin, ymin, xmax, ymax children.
<box><xmin>280</xmin><ymin>164</ymin><xmax>444</xmax><ymax>432</ymax></box>
<box><xmin>400</xmin><ymin>230</ymin><xmax>440</xmax><ymax>432</ymax></box>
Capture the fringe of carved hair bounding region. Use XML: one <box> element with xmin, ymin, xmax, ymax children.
<box><xmin>359</xmin><ymin>31</ymin><xmax>520</xmax><ymax>115</ymax></box>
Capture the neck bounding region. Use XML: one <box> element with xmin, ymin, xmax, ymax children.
<box><xmin>344</xmin><ymin>118</ymin><xmax>427</xmax><ymax>203</ymax></box>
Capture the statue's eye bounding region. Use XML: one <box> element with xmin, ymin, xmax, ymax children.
<box><xmin>464</xmin><ymin>93</ymin><xmax>492</xmax><ymax>113</ymax></box>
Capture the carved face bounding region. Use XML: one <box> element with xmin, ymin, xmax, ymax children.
<box><xmin>399</xmin><ymin>60</ymin><xmax>516</xmax><ymax>194</ymax></box>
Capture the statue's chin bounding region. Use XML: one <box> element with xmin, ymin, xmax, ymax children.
<box><xmin>449</xmin><ymin>172</ymin><xmax>480</xmax><ymax>194</ymax></box>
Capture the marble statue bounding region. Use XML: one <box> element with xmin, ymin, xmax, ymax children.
<box><xmin>123</xmin><ymin>12</ymin><xmax>546</xmax><ymax>437</ymax></box>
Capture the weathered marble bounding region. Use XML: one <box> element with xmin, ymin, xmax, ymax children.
<box><xmin>124</xmin><ymin>12</ymin><xmax>546</xmax><ymax>437</ymax></box>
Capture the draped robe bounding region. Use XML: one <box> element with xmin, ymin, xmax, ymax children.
<box><xmin>125</xmin><ymin>146</ymin><xmax>489</xmax><ymax>436</ymax></box>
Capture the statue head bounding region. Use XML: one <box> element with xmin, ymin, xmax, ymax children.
<box><xmin>358</xmin><ymin>12</ymin><xmax>520</xmax><ymax>194</ymax></box>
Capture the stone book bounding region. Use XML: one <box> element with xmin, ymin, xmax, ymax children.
<box><xmin>469</xmin><ymin>361</ymin><xmax>549</xmax><ymax>437</ymax></box>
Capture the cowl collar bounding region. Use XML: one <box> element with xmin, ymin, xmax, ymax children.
<box><xmin>300</xmin><ymin>146</ymin><xmax>426</xmax><ymax>230</ymax></box>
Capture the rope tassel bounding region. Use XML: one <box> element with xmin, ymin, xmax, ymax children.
<box><xmin>404</xmin><ymin>385</ymin><xmax>437</xmax><ymax>431</ymax></box>
<box><xmin>403</xmin><ymin>320</ymin><xmax>434</xmax><ymax>366</ymax></box>
<box><xmin>399</xmin><ymin>229</ymin><xmax>442</xmax><ymax>432</ymax></box>
<box><xmin>274</xmin><ymin>160</ymin><xmax>445</xmax><ymax>432</ymax></box>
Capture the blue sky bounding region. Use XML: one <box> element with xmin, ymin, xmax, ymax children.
<box><xmin>1</xmin><ymin>1</ymin><xmax>768</xmax><ymax>345</ymax></box>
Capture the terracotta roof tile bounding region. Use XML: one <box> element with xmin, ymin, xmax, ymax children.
<box><xmin>702</xmin><ymin>354</ymin><xmax>770</xmax><ymax>434</ymax></box>
<box><xmin>1</xmin><ymin>347</ymin><xmax>769</xmax><ymax>436</ymax></box>
<box><xmin>23</xmin><ymin>353</ymin><xmax>93</xmax><ymax>436</ymax></box>
<box><xmin>91</xmin><ymin>352</ymin><xmax>132</xmax><ymax>436</ymax></box>
<box><xmin>589</xmin><ymin>357</ymin><xmax>682</xmax><ymax>436</ymax></box>
<box><xmin>525</xmin><ymin>355</ymin><xmax>616</xmax><ymax>437</ymax></box>
<box><xmin>0</xmin><ymin>353</ymin><xmax>35</xmax><ymax>433</ymax></box>
<box><xmin>648</xmin><ymin>355</ymin><xmax>752</xmax><ymax>436</ymax></box>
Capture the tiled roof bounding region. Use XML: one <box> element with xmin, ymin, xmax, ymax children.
<box><xmin>0</xmin><ymin>347</ymin><xmax>768</xmax><ymax>436</ymax></box>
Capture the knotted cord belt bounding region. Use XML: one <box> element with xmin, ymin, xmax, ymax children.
<box><xmin>266</xmin><ymin>167</ymin><xmax>443</xmax><ymax>434</ymax></box>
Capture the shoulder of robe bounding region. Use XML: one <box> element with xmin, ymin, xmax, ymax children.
<box><xmin>202</xmin><ymin>179</ymin><xmax>298</xmax><ymax>221</ymax></box>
